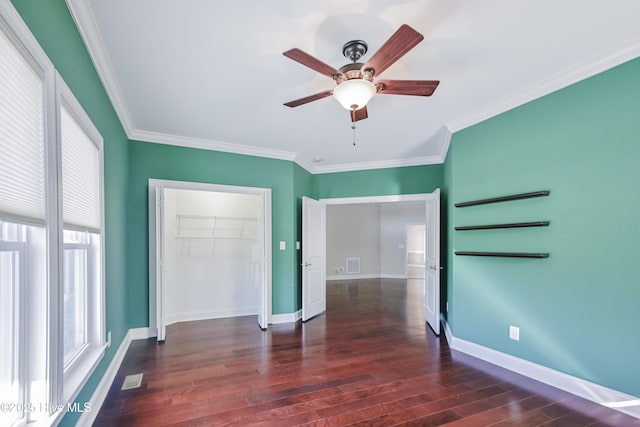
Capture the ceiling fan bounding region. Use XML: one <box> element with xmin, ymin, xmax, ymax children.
<box><xmin>283</xmin><ymin>24</ymin><xmax>439</xmax><ymax>123</ymax></box>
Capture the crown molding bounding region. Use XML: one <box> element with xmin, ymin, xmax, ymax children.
<box><xmin>447</xmin><ymin>39</ymin><xmax>640</xmax><ymax>133</ymax></box>
<box><xmin>132</xmin><ymin>130</ymin><xmax>446</xmax><ymax>174</ymax></box>
<box><xmin>435</xmin><ymin>125</ymin><xmax>452</xmax><ymax>163</ymax></box>
<box><xmin>311</xmin><ymin>154</ymin><xmax>443</xmax><ymax>174</ymax></box>
<box><xmin>307</xmin><ymin>127</ymin><xmax>451</xmax><ymax>174</ymax></box>
<box><xmin>130</xmin><ymin>129</ymin><xmax>298</xmax><ymax>162</ymax></box>
<box><xmin>293</xmin><ymin>158</ymin><xmax>315</xmax><ymax>174</ymax></box>
<box><xmin>65</xmin><ymin>0</ymin><xmax>135</xmax><ymax>135</ymax></box>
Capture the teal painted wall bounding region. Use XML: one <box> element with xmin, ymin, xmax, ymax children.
<box><xmin>11</xmin><ymin>1</ymin><xmax>130</xmax><ymax>424</ymax></box>
<box><xmin>447</xmin><ymin>57</ymin><xmax>640</xmax><ymax>396</ymax></box>
<box><xmin>313</xmin><ymin>164</ymin><xmax>444</xmax><ymax>199</ymax></box>
<box><xmin>127</xmin><ymin>141</ymin><xmax>299</xmax><ymax>321</ymax></box>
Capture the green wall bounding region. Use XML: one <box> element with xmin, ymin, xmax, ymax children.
<box><xmin>127</xmin><ymin>141</ymin><xmax>299</xmax><ymax>320</ymax></box>
<box><xmin>313</xmin><ymin>164</ymin><xmax>443</xmax><ymax>199</ymax></box>
<box><xmin>11</xmin><ymin>1</ymin><xmax>130</xmax><ymax>425</ymax></box>
<box><xmin>447</xmin><ymin>57</ymin><xmax>640</xmax><ymax>396</ymax></box>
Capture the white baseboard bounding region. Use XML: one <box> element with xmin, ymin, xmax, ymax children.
<box><xmin>165</xmin><ymin>308</ymin><xmax>258</xmax><ymax>325</ymax></box>
<box><xmin>440</xmin><ymin>318</ymin><xmax>640</xmax><ymax>419</ymax></box>
<box><xmin>270</xmin><ymin>309</ymin><xmax>302</xmax><ymax>324</ymax></box>
<box><xmin>129</xmin><ymin>326</ymin><xmax>153</xmax><ymax>340</ymax></box>
<box><xmin>76</xmin><ymin>327</ymin><xmax>150</xmax><ymax>426</ymax></box>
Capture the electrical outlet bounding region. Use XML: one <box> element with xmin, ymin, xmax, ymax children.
<box><xmin>107</xmin><ymin>331</ymin><xmax>112</xmax><ymax>348</ymax></box>
<box><xmin>509</xmin><ymin>325</ymin><xmax>520</xmax><ymax>341</ymax></box>
<box><xmin>446</xmin><ymin>302</ymin><xmax>449</xmax><ymax>313</ymax></box>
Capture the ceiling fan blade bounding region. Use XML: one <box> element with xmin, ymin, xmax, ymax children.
<box><xmin>284</xmin><ymin>90</ymin><xmax>333</xmax><ymax>107</ymax></box>
<box><xmin>376</xmin><ymin>79</ymin><xmax>439</xmax><ymax>96</ymax></box>
<box><xmin>283</xmin><ymin>48</ymin><xmax>342</xmax><ymax>79</ymax></box>
<box><xmin>361</xmin><ymin>24</ymin><xmax>424</xmax><ymax>77</ymax></box>
<box><xmin>350</xmin><ymin>106</ymin><xmax>368</xmax><ymax>122</ymax></box>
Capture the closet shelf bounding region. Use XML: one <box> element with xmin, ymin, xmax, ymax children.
<box><xmin>455</xmin><ymin>221</ymin><xmax>549</xmax><ymax>231</ymax></box>
<box><xmin>455</xmin><ymin>191</ymin><xmax>549</xmax><ymax>208</ymax></box>
<box><xmin>175</xmin><ymin>214</ymin><xmax>259</xmax><ymax>240</ymax></box>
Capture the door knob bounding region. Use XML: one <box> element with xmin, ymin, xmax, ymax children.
<box><xmin>304</xmin><ymin>262</ymin><xmax>312</xmax><ymax>267</ymax></box>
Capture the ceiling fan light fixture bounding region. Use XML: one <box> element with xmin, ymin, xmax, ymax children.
<box><xmin>333</xmin><ymin>79</ymin><xmax>376</xmax><ymax>111</ymax></box>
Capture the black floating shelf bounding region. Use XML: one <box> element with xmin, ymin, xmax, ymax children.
<box><xmin>455</xmin><ymin>251</ymin><xmax>549</xmax><ymax>258</ymax></box>
<box><xmin>455</xmin><ymin>191</ymin><xmax>550</xmax><ymax>208</ymax></box>
<box><xmin>455</xmin><ymin>221</ymin><xmax>549</xmax><ymax>231</ymax></box>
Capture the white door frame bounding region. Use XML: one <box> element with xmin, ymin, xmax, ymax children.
<box><xmin>148</xmin><ymin>178</ymin><xmax>272</xmax><ymax>338</ymax></box>
<box><xmin>322</xmin><ymin>192</ymin><xmax>441</xmax><ymax>334</ymax></box>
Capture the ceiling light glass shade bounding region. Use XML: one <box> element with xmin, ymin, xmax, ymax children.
<box><xmin>333</xmin><ymin>79</ymin><xmax>376</xmax><ymax>110</ymax></box>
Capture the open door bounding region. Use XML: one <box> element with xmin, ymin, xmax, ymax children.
<box><xmin>425</xmin><ymin>189</ymin><xmax>441</xmax><ymax>335</ymax></box>
<box><xmin>148</xmin><ymin>184</ymin><xmax>166</xmax><ymax>341</ymax></box>
<box><xmin>302</xmin><ymin>197</ymin><xmax>326</xmax><ymax>321</ymax></box>
<box><xmin>255</xmin><ymin>194</ymin><xmax>269</xmax><ymax>330</ymax></box>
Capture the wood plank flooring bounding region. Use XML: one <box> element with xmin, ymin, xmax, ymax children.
<box><xmin>95</xmin><ymin>279</ymin><xmax>639</xmax><ymax>426</ymax></box>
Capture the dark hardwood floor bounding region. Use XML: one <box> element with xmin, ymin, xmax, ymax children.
<box><xmin>94</xmin><ymin>279</ymin><xmax>639</xmax><ymax>426</ymax></box>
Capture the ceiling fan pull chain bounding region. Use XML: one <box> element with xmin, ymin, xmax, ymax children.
<box><xmin>351</xmin><ymin>123</ymin><xmax>356</xmax><ymax>146</ymax></box>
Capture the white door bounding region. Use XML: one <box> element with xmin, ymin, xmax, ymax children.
<box><xmin>148</xmin><ymin>185</ymin><xmax>166</xmax><ymax>341</ymax></box>
<box><xmin>302</xmin><ymin>196</ymin><xmax>326</xmax><ymax>321</ymax></box>
<box><xmin>425</xmin><ymin>189</ymin><xmax>441</xmax><ymax>335</ymax></box>
<box><xmin>256</xmin><ymin>195</ymin><xmax>268</xmax><ymax>330</ymax></box>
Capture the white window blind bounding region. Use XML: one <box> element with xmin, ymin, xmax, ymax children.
<box><xmin>60</xmin><ymin>105</ymin><xmax>100</xmax><ymax>231</ymax></box>
<box><xmin>0</xmin><ymin>26</ymin><xmax>45</xmax><ymax>223</ymax></box>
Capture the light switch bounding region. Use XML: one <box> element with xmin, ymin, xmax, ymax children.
<box><xmin>279</xmin><ymin>241</ymin><xmax>286</xmax><ymax>250</ymax></box>
<box><xmin>296</xmin><ymin>241</ymin><xmax>300</xmax><ymax>250</ymax></box>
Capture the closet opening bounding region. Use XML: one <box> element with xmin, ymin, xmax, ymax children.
<box><xmin>149</xmin><ymin>180</ymin><xmax>272</xmax><ymax>340</ymax></box>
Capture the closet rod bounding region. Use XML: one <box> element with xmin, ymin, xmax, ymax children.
<box><xmin>455</xmin><ymin>191</ymin><xmax>549</xmax><ymax>207</ymax></box>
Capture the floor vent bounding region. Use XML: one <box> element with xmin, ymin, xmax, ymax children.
<box><xmin>121</xmin><ymin>373</ymin><xmax>144</xmax><ymax>390</ymax></box>
<box><xmin>346</xmin><ymin>257</ymin><xmax>360</xmax><ymax>274</ymax></box>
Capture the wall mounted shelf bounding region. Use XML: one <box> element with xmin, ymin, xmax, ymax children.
<box><xmin>455</xmin><ymin>191</ymin><xmax>549</xmax><ymax>208</ymax></box>
<box><xmin>455</xmin><ymin>221</ymin><xmax>549</xmax><ymax>231</ymax></box>
<box><xmin>455</xmin><ymin>251</ymin><xmax>549</xmax><ymax>258</ymax></box>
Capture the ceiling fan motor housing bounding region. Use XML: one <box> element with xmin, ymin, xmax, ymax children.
<box><xmin>339</xmin><ymin>62</ymin><xmax>366</xmax><ymax>80</ymax></box>
<box><xmin>342</xmin><ymin>40</ymin><xmax>368</xmax><ymax>62</ymax></box>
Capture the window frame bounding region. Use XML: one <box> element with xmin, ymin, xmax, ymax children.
<box><xmin>53</xmin><ymin>71</ymin><xmax>106</xmax><ymax>412</ymax></box>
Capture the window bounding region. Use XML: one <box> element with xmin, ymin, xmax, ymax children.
<box><xmin>0</xmin><ymin>2</ymin><xmax>105</xmax><ymax>425</ymax></box>
<box><xmin>63</xmin><ymin>232</ymin><xmax>89</xmax><ymax>366</ymax></box>
<box><xmin>0</xmin><ymin>223</ymin><xmax>25</xmax><ymax>427</ymax></box>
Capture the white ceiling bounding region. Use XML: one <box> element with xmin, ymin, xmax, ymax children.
<box><xmin>67</xmin><ymin>0</ymin><xmax>640</xmax><ymax>173</ymax></box>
